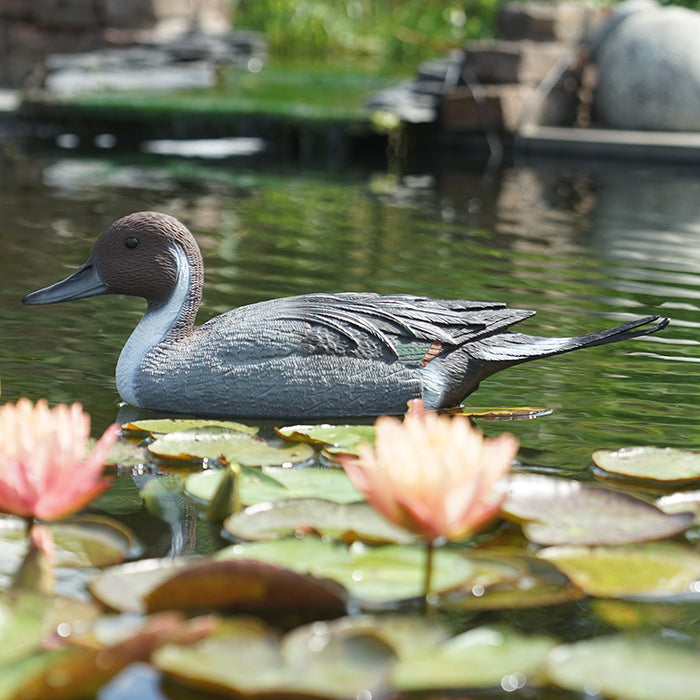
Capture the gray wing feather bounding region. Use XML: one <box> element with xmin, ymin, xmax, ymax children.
<box><xmin>265</xmin><ymin>293</ymin><xmax>536</xmax><ymax>356</ymax></box>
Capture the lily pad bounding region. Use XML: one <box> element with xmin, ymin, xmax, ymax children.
<box><xmin>186</xmin><ymin>465</ymin><xmax>362</xmax><ymax>508</ymax></box>
<box><xmin>393</xmin><ymin>625</ymin><xmax>556</xmax><ymax>692</ymax></box>
<box><xmin>89</xmin><ymin>556</ymin><xmax>347</xmax><ymax>615</ymax></box>
<box><xmin>52</xmin><ymin>516</ymin><xmax>142</xmax><ymax>567</ymax></box>
<box><xmin>220</xmin><ymin>538</ymin><xmax>478</xmax><ymax>605</ymax></box>
<box><xmin>0</xmin><ymin>595</ymin><xmax>51</xmax><ymax>667</ymax></box>
<box><xmin>105</xmin><ymin>440</ymin><xmax>151</xmax><ymax>470</ymax></box>
<box><xmin>223</xmin><ymin>498</ymin><xmax>417</xmax><ymax>544</ymax></box>
<box><xmin>89</xmin><ymin>558</ymin><xmax>191</xmax><ymax>614</ymax></box>
<box><xmin>276</xmin><ymin>424</ymin><xmax>376</xmax><ymax>453</ymax></box>
<box><xmin>186</xmin><ymin>466</ymin><xmax>286</xmax><ymax>506</ymax></box>
<box><xmin>0</xmin><ymin>612</ymin><xmax>215</xmax><ymax>700</ymax></box>
<box><xmin>148</xmin><ymin>428</ymin><xmax>315</xmax><ymax>467</ymax></box>
<box><xmin>443</xmin><ymin>550</ymin><xmax>585</xmax><ymax>610</ymax></box>
<box><xmin>0</xmin><ymin>515</ymin><xmax>140</xmax><ymax>585</ymax></box>
<box><xmin>502</xmin><ymin>474</ymin><xmax>693</xmax><ymax>545</ymax></box>
<box><xmin>546</xmin><ymin>635</ymin><xmax>700</xmax><ymax>700</ymax></box>
<box><xmin>591</xmin><ymin>599</ymin><xmax>700</xmax><ymax>640</ymax></box>
<box><xmin>445</xmin><ymin>406</ymin><xmax>553</xmax><ymax>421</ymax></box>
<box><xmin>295</xmin><ymin>614</ymin><xmax>448</xmax><ymax>658</ymax></box>
<box><xmin>122</xmin><ymin>418</ymin><xmax>258</xmax><ymax>439</ymax></box>
<box><xmin>657</xmin><ymin>490</ymin><xmax>700</xmax><ymax>521</ymax></box>
<box><xmin>539</xmin><ymin>543</ymin><xmax>700</xmax><ymax>598</ymax></box>
<box><xmin>0</xmin><ymin>591</ymin><xmax>103</xmax><ymax>700</ymax></box>
<box><xmin>154</xmin><ymin>616</ymin><xmax>395</xmax><ymax>700</ymax></box>
<box><xmin>592</xmin><ymin>446</ymin><xmax>700</xmax><ymax>488</ymax></box>
<box><xmin>144</xmin><ymin>559</ymin><xmax>347</xmax><ymax>614</ymax></box>
<box><xmin>139</xmin><ymin>474</ymin><xmax>192</xmax><ymax>523</ymax></box>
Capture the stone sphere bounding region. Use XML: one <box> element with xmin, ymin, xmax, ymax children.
<box><xmin>594</xmin><ymin>5</ymin><xmax>700</xmax><ymax>131</ymax></box>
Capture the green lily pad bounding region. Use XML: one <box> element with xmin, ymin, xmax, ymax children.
<box><xmin>591</xmin><ymin>599</ymin><xmax>700</xmax><ymax>640</ymax></box>
<box><xmin>104</xmin><ymin>439</ymin><xmax>151</xmax><ymax>470</ymax></box>
<box><xmin>539</xmin><ymin>543</ymin><xmax>700</xmax><ymax>598</ymax></box>
<box><xmin>0</xmin><ymin>515</ymin><xmax>140</xmax><ymax>585</ymax></box>
<box><xmin>592</xmin><ymin>446</ymin><xmax>700</xmax><ymax>488</ymax></box>
<box><xmin>186</xmin><ymin>465</ymin><xmax>362</xmax><ymax>508</ymax></box>
<box><xmin>139</xmin><ymin>474</ymin><xmax>192</xmax><ymax>523</ymax></box>
<box><xmin>444</xmin><ymin>406</ymin><xmax>553</xmax><ymax>421</ymax></box>
<box><xmin>219</xmin><ymin>538</ymin><xmax>477</xmax><ymax>605</ymax></box>
<box><xmin>443</xmin><ymin>550</ymin><xmax>585</xmax><ymax>610</ymax></box>
<box><xmin>276</xmin><ymin>424</ymin><xmax>376</xmax><ymax>453</ymax></box>
<box><xmin>224</xmin><ymin>498</ymin><xmax>417</xmax><ymax>544</ymax></box>
<box><xmin>205</xmin><ymin>462</ymin><xmax>241</xmax><ymax>522</ymax></box>
<box><xmin>144</xmin><ymin>559</ymin><xmax>347</xmax><ymax>614</ymax></box>
<box><xmin>149</xmin><ymin>428</ymin><xmax>315</xmax><ymax>467</ymax></box>
<box><xmin>89</xmin><ymin>555</ymin><xmax>347</xmax><ymax>615</ymax></box>
<box><xmin>122</xmin><ymin>418</ymin><xmax>258</xmax><ymax>439</ymax></box>
<box><xmin>502</xmin><ymin>474</ymin><xmax>693</xmax><ymax>545</ymax></box>
<box><xmin>154</xmin><ymin>616</ymin><xmax>395</xmax><ymax>700</ymax></box>
<box><xmin>0</xmin><ymin>612</ymin><xmax>215</xmax><ymax>700</ymax></box>
<box><xmin>52</xmin><ymin>516</ymin><xmax>142</xmax><ymax>567</ymax></box>
<box><xmin>187</xmin><ymin>466</ymin><xmax>286</xmax><ymax>506</ymax></box>
<box><xmin>298</xmin><ymin>614</ymin><xmax>448</xmax><ymax>658</ymax></box>
<box><xmin>89</xmin><ymin>558</ymin><xmax>191</xmax><ymax>614</ymax></box>
<box><xmin>393</xmin><ymin>625</ymin><xmax>556</xmax><ymax>692</ymax></box>
<box><xmin>0</xmin><ymin>596</ymin><xmax>49</xmax><ymax>668</ymax></box>
<box><xmin>0</xmin><ymin>591</ymin><xmax>103</xmax><ymax>700</ymax></box>
<box><xmin>546</xmin><ymin>635</ymin><xmax>700</xmax><ymax>700</ymax></box>
<box><xmin>657</xmin><ymin>490</ymin><xmax>700</xmax><ymax>521</ymax></box>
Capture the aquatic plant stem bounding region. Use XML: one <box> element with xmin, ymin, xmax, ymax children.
<box><xmin>423</xmin><ymin>538</ymin><xmax>435</xmax><ymax>612</ymax></box>
<box><xmin>12</xmin><ymin>519</ymin><xmax>55</xmax><ymax>594</ymax></box>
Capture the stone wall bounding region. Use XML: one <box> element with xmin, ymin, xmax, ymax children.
<box><xmin>442</xmin><ymin>2</ymin><xmax>604</xmax><ymax>134</ymax></box>
<box><xmin>0</xmin><ymin>0</ymin><xmax>230</xmax><ymax>86</ymax></box>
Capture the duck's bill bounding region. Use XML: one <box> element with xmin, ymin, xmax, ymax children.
<box><xmin>22</xmin><ymin>260</ymin><xmax>108</xmax><ymax>305</ymax></box>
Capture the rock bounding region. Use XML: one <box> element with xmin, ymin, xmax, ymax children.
<box><xmin>594</xmin><ymin>4</ymin><xmax>700</xmax><ymax>131</ymax></box>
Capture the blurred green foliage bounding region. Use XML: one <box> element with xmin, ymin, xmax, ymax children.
<box><xmin>231</xmin><ymin>0</ymin><xmax>501</xmax><ymax>70</ymax></box>
<box><xmin>232</xmin><ymin>0</ymin><xmax>700</xmax><ymax>71</ymax></box>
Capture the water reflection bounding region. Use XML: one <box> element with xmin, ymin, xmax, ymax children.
<box><xmin>0</xmin><ymin>147</ymin><xmax>698</xmax><ymax>470</ymax></box>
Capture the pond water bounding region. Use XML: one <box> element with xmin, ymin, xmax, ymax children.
<box><xmin>2</xmin><ymin>147</ymin><xmax>698</xmax><ymax>465</ymax></box>
<box><xmin>1</xmin><ymin>142</ymin><xmax>699</xmax><ymax>697</ymax></box>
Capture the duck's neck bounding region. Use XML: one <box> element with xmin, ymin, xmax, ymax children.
<box><xmin>116</xmin><ymin>245</ymin><xmax>201</xmax><ymax>406</ymax></box>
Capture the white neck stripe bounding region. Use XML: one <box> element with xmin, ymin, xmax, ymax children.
<box><xmin>116</xmin><ymin>245</ymin><xmax>191</xmax><ymax>405</ymax></box>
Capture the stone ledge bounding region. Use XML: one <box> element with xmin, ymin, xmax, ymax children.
<box><xmin>497</xmin><ymin>1</ymin><xmax>602</xmax><ymax>43</ymax></box>
<box><xmin>464</xmin><ymin>40</ymin><xmax>570</xmax><ymax>85</ymax></box>
<box><xmin>442</xmin><ymin>83</ymin><xmax>577</xmax><ymax>133</ymax></box>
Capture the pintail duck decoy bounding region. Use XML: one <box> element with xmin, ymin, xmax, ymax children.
<box><xmin>23</xmin><ymin>212</ymin><xmax>669</xmax><ymax>419</ymax></box>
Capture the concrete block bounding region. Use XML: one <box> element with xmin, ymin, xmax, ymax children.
<box><xmin>442</xmin><ymin>84</ymin><xmax>534</xmax><ymax>133</ymax></box>
<box><xmin>442</xmin><ymin>80</ymin><xmax>578</xmax><ymax>132</ymax></box>
<box><xmin>497</xmin><ymin>2</ymin><xmax>599</xmax><ymax>43</ymax></box>
<box><xmin>465</xmin><ymin>40</ymin><xmax>568</xmax><ymax>84</ymax></box>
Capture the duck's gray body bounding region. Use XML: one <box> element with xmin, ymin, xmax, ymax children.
<box><xmin>23</xmin><ymin>212</ymin><xmax>669</xmax><ymax>419</ymax></box>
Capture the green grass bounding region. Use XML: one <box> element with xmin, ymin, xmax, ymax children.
<box><xmin>66</xmin><ymin>62</ymin><xmax>401</xmax><ymax>123</ymax></box>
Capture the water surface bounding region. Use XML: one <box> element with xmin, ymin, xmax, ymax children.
<box><xmin>1</xmin><ymin>147</ymin><xmax>698</xmax><ymax>473</ymax></box>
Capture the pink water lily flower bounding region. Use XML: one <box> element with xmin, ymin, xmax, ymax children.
<box><xmin>0</xmin><ymin>398</ymin><xmax>119</xmax><ymax>521</ymax></box>
<box><xmin>339</xmin><ymin>400</ymin><xmax>519</xmax><ymax>542</ymax></box>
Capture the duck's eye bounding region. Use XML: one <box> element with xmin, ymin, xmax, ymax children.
<box><xmin>125</xmin><ymin>236</ymin><xmax>139</xmax><ymax>249</ymax></box>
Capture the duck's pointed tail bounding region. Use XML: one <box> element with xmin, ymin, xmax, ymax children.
<box><xmin>470</xmin><ymin>315</ymin><xmax>669</xmax><ymax>363</ymax></box>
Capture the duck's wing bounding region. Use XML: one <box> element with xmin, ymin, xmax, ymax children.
<box><xmin>226</xmin><ymin>292</ymin><xmax>537</xmax><ymax>361</ymax></box>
